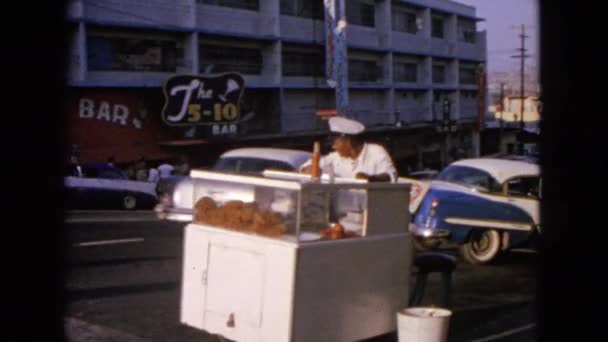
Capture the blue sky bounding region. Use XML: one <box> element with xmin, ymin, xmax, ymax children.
<box><xmin>455</xmin><ymin>0</ymin><xmax>539</xmax><ymax>73</ymax></box>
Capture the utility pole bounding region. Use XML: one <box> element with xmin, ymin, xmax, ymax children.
<box><xmin>511</xmin><ymin>24</ymin><xmax>531</xmax><ymax>154</ymax></box>
<box><xmin>499</xmin><ymin>82</ymin><xmax>505</xmax><ymax>153</ymax></box>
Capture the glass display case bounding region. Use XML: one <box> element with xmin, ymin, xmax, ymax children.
<box><xmin>189</xmin><ymin>169</ymin><xmax>411</xmax><ymax>241</ymax></box>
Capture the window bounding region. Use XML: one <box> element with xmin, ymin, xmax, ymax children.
<box><xmin>432</xmin><ymin>16</ymin><xmax>444</xmax><ymax>38</ymax></box>
<box><xmin>458</xmin><ymin>19</ymin><xmax>476</xmax><ymax>43</ymax></box>
<box><xmin>87</xmin><ymin>36</ymin><xmax>182</xmax><ymax>72</ymax></box>
<box><xmin>459</xmin><ymin>67</ymin><xmax>476</xmax><ymax>84</ymax></box>
<box><xmin>280</xmin><ymin>0</ymin><xmax>323</xmax><ymax>19</ymax></box>
<box><xmin>437</xmin><ymin>165</ymin><xmax>501</xmax><ymax>193</ymax></box>
<box><xmin>282</xmin><ymin>49</ymin><xmax>324</xmax><ymax>77</ymax></box>
<box><xmin>198</xmin><ymin>0</ymin><xmax>259</xmax><ymax>11</ymax></box>
<box><xmin>432</xmin><ymin>64</ymin><xmax>446</xmax><ymax>84</ymax></box>
<box><xmin>461</xmin><ymin>91</ymin><xmax>478</xmax><ymax>99</ymax></box>
<box><xmin>506</xmin><ymin>177</ymin><xmax>541</xmax><ymax>198</ymax></box>
<box><xmin>347</xmin><ymin>0</ymin><xmax>375</xmax><ymax>28</ymax></box>
<box><xmin>200</xmin><ymin>44</ymin><xmax>263</xmax><ymax>75</ymax></box>
<box><xmin>394</xmin><ymin>62</ymin><xmax>418</xmax><ymax>83</ymax></box>
<box><xmin>393</xmin><ymin>7</ymin><xmax>419</xmax><ymax>34</ymax></box>
<box><xmin>349</xmin><ymin>59</ymin><xmax>381</xmax><ymax>82</ymax></box>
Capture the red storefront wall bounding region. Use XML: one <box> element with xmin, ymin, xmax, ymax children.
<box><xmin>65</xmin><ymin>88</ymin><xmax>180</xmax><ymax>164</ymax></box>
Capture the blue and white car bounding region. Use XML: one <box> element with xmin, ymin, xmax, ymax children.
<box><xmin>410</xmin><ymin>158</ymin><xmax>541</xmax><ymax>264</ymax></box>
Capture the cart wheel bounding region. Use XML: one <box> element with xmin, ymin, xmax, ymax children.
<box><xmin>413</xmin><ymin>236</ymin><xmax>442</xmax><ymax>251</ymax></box>
<box><xmin>214</xmin><ymin>334</ymin><xmax>228</xmax><ymax>342</ymax></box>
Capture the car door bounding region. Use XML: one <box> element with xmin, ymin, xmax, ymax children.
<box><xmin>496</xmin><ymin>176</ymin><xmax>541</xmax><ymax>226</ymax></box>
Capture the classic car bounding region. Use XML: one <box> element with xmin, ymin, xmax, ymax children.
<box><xmin>155</xmin><ymin>147</ymin><xmax>312</xmax><ymax>221</ymax></box>
<box><xmin>65</xmin><ymin>163</ymin><xmax>157</xmax><ymax>210</ymax></box>
<box><xmin>410</xmin><ymin>158</ymin><xmax>541</xmax><ymax>264</ymax></box>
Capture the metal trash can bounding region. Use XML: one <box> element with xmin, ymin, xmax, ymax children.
<box><xmin>397</xmin><ymin>307</ymin><xmax>452</xmax><ymax>342</ymax></box>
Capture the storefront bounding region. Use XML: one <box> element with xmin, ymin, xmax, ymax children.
<box><xmin>65</xmin><ymin>87</ymin><xmax>180</xmax><ymax>164</ymax></box>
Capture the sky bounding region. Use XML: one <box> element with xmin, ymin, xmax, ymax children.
<box><xmin>455</xmin><ymin>0</ymin><xmax>539</xmax><ymax>74</ymax></box>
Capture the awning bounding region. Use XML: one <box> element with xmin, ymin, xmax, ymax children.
<box><xmin>157</xmin><ymin>139</ymin><xmax>209</xmax><ymax>147</ymax></box>
<box><xmin>77</xmin><ymin>144</ymin><xmax>174</xmax><ymax>164</ymax></box>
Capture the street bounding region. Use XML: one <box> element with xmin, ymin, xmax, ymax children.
<box><xmin>64</xmin><ymin>211</ymin><xmax>538</xmax><ymax>342</ymax></box>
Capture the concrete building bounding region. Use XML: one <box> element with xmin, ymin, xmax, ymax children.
<box><xmin>65</xmin><ymin>0</ymin><xmax>486</xmax><ymax>173</ymax></box>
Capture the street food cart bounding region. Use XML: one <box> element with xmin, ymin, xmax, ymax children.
<box><xmin>180</xmin><ymin>170</ymin><xmax>413</xmax><ymax>342</ymax></box>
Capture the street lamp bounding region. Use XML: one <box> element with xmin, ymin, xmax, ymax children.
<box><xmin>435</xmin><ymin>98</ymin><xmax>458</xmax><ymax>167</ymax></box>
<box><xmin>435</xmin><ymin>98</ymin><xmax>457</xmax><ymax>134</ymax></box>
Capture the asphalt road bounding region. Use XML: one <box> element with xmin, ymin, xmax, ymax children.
<box><xmin>64</xmin><ymin>211</ymin><xmax>538</xmax><ymax>342</ymax></box>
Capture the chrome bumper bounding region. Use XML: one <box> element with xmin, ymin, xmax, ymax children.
<box><xmin>409</xmin><ymin>224</ymin><xmax>451</xmax><ymax>239</ymax></box>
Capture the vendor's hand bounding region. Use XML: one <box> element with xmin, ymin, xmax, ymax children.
<box><xmin>300</xmin><ymin>165</ymin><xmax>312</xmax><ymax>174</ymax></box>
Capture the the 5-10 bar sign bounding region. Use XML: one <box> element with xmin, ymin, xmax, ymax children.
<box><xmin>161</xmin><ymin>73</ymin><xmax>245</xmax><ymax>126</ymax></box>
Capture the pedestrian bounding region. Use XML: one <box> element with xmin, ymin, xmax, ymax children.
<box><xmin>135</xmin><ymin>156</ymin><xmax>148</xmax><ymax>181</ymax></box>
<box><xmin>174</xmin><ymin>155</ymin><xmax>190</xmax><ymax>176</ymax></box>
<box><xmin>157</xmin><ymin>159</ymin><xmax>175</xmax><ymax>179</ymax></box>
<box><xmin>67</xmin><ymin>155</ymin><xmax>83</xmax><ymax>177</ymax></box>
<box><xmin>148</xmin><ymin>165</ymin><xmax>160</xmax><ymax>183</ymax></box>
<box><xmin>126</xmin><ymin>164</ymin><xmax>136</xmax><ymax>180</ymax></box>
<box><xmin>300</xmin><ymin>116</ymin><xmax>398</xmax><ymax>182</ymax></box>
<box><xmin>107</xmin><ymin>156</ymin><xmax>116</xmax><ymax>167</ymax></box>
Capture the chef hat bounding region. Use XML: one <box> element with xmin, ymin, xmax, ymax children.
<box><xmin>328</xmin><ymin>116</ymin><xmax>365</xmax><ymax>135</ymax></box>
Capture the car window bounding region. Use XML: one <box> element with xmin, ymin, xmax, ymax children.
<box><xmin>213</xmin><ymin>157</ymin><xmax>295</xmax><ymax>174</ymax></box>
<box><xmin>437</xmin><ymin>165</ymin><xmax>501</xmax><ymax>193</ymax></box>
<box><xmin>80</xmin><ymin>166</ymin><xmax>127</xmax><ymax>179</ymax></box>
<box><xmin>97</xmin><ymin>168</ymin><xmax>128</xmax><ymax>180</ymax></box>
<box><xmin>81</xmin><ymin>167</ymin><xmax>98</xmax><ymax>178</ymax></box>
<box><xmin>506</xmin><ymin>176</ymin><xmax>541</xmax><ymax>199</ymax></box>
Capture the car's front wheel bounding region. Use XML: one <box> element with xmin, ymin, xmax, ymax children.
<box><xmin>459</xmin><ymin>229</ymin><xmax>501</xmax><ymax>264</ymax></box>
<box><xmin>123</xmin><ymin>195</ymin><xmax>137</xmax><ymax>210</ymax></box>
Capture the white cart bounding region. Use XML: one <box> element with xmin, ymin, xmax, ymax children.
<box><xmin>180</xmin><ymin>170</ymin><xmax>413</xmax><ymax>342</ymax></box>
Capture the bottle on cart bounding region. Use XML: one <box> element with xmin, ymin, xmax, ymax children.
<box><xmin>311</xmin><ymin>141</ymin><xmax>321</xmax><ymax>181</ymax></box>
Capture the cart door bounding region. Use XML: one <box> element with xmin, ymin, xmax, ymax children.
<box><xmin>204</xmin><ymin>243</ymin><xmax>266</xmax><ymax>340</ymax></box>
<box><xmin>180</xmin><ymin>225</ymin><xmax>210</xmax><ymax>329</ymax></box>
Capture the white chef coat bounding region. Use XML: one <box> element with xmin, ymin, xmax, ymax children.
<box><xmin>300</xmin><ymin>143</ymin><xmax>398</xmax><ymax>182</ymax></box>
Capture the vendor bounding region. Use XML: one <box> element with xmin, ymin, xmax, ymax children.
<box><xmin>300</xmin><ymin>116</ymin><xmax>398</xmax><ymax>182</ymax></box>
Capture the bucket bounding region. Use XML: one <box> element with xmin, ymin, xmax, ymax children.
<box><xmin>397</xmin><ymin>307</ymin><xmax>452</xmax><ymax>342</ymax></box>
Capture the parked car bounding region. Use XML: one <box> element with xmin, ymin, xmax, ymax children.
<box><xmin>410</xmin><ymin>158</ymin><xmax>541</xmax><ymax>264</ymax></box>
<box><xmin>64</xmin><ymin>163</ymin><xmax>157</xmax><ymax>210</ymax></box>
<box><xmin>155</xmin><ymin>147</ymin><xmax>311</xmax><ymax>221</ymax></box>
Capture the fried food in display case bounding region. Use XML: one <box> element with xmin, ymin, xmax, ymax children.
<box><xmin>194</xmin><ymin>197</ymin><xmax>287</xmax><ymax>237</ymax></box>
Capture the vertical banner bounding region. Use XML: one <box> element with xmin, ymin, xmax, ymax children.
<box><xmin>324</xmin><ymin>0</ymin><xmax>336</xmax><ymax>88</ymax></box>
<box><xmin>335</xmin><ymin>0</ymin><xmax>349</xmax><ymax>116</ymax></box>
<box><xmin>476</xmin><ymin>64</ymin><xmax>486</xmax><ymax>131</ymax></box>
<box><xmin>324</xmin><ymin>0</ymin><xmax>349</xmax><ymax>116</ymax></box>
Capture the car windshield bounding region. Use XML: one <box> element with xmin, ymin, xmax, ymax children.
<box><xmin>436</xmin><ymin>165</ymin><xmax>501</xmax><ymax>192</ymax></box>
<box><xmin>212</xmin><ymin>157</ymin><xmax>294</xmax><ymax>174</ymax></box>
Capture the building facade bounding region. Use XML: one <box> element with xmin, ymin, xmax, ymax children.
<box><xmin>66</xmin><ymin>0</ymin><xmax>486</xmax><ymax>172</ymax></box>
